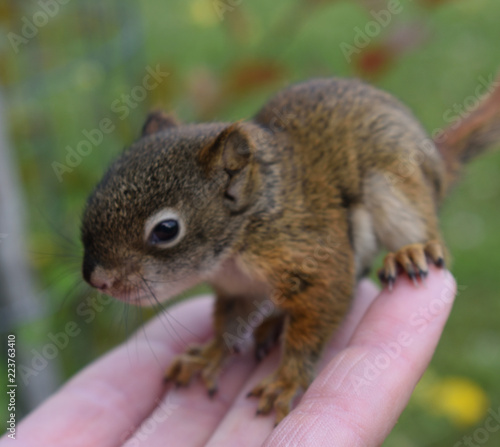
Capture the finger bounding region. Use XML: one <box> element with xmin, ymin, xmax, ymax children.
<box><xmin>324</xmin><ymin>278</ymin><xmax>380</xmax><ymax>354</ymax></box>
<box><xmin>13</xmin><ymin>296</ymin><xmax>218</xmax><ymax>446</ymax></box>
<box><xmin>124</xmin><ymin>352</ymin><xmax>257</xmax><ymax>447</ymax></box>
<box><xmin>203</xmin><ymin>279</ymin><xmax>380</xmax><ymax>447</ymax></box>
<box><xmin>264</xmin><ymin>267</ymin><xmax>456</xmax><ymax>446</ymax></box>
<box><xmin>204</xmin><ymin>349</ymin><xmax>280</xmax><ymax>447</ymax></box>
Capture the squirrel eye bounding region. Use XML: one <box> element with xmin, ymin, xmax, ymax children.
<box><xmin>149</xmin><ymin>219</ymin><xmax>180</xmax><ymax>245</ymax></box>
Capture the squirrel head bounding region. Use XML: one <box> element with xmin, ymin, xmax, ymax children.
<box><xmin>81</xmin><ymin>111</ymin><xmax>276</xmax><ymax>304</ymax></box>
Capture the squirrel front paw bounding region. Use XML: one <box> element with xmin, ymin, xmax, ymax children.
<box><xmin>378</xmin><ymin>240</ymin><xmax>446</xmax><ymax>289</ymax></box>
<box><xmin>164</xmin><ymin>340</ymin><xmax>225</xmax><ymax>396</ymax></box>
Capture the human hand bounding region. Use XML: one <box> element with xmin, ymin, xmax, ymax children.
<box><xmin>4</xmin><ymin>266</ymin><xmax>456</xmax><ymax>447</ymax></box>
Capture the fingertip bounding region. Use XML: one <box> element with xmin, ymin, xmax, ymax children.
<box><xmin>377</xmin><ymin>264</ymin><xmax>456</xmax><ymax>301</ymax></box>
<box><xmin>357</xmin><ymin>278</ymin><xmax>380</xmax><ymax>301</ymax></box>
<box><xmin>417</xmin><ymin>265</ymin><xmax>457</xmax><ymax>304</ymax></box>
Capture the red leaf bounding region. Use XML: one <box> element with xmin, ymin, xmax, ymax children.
<box><xmin>354</xmin><ymin>45</ymin><xmax>394</xmax><ymax>79</ymax></box>
<box><xmin>226</xmin><ymin>60</ymin><xmax>287</xmax><ymax>96</ymax></box>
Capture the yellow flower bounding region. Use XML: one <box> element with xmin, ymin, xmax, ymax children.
<box><xmin>189</xmin><ymin>0</ymin><xmax>219</xmax><ymax>28</ymax></box>
<box><xmin>424</xmin><ymin>376</ymin><xmax>489</xmax><ymax>427</ymax></box>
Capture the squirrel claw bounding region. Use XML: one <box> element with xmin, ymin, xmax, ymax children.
<box><xmin>387</xmin><ymin>276</ymin><xmax>395</xmax><ymax>291</ymax></box>
<box><xmin>255</xmin><ymin>347</ymin><xmax>268</xmax><ymax>362</ymax></box>
<box><xmin>377</xmin><ymin>269</ymin><xmax>395</xmax><ymax>291</ymax></box>
<box><xmin>418</xmin><ymin>268</ymin><xmax>428</xmax><ymax>279</ymax></box>
<box><xmin>164</xmin><ymin>340</ymin><xmax>224</xmax><ymax>394</ymax></box>
<box><xmin>253</xmin><ymin>315</ymin><xmax>283</xmax><ymax>362</ymax></box>
<box><xmin>434</xmin><ymin>257</ymin><xmax>445</xmax><ymax>268</ymax></box>
<box><xmin>379</xmin><ymin>240</ymin><xmax>446</xmax><ymax>289</ymax></box>
<box><xmin>248</xmin><ymin>372</ymin><xmax>300</xmax><ymax>425</ymax></box>
<box><xmin>208</xmin><ymin>386</ymin><xmax>218</xmax><ymax>398</ymax></box>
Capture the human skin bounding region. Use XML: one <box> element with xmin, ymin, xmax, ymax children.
<box><xmin>3</xmin><ymin>266</ymin><xmax>456</xmax><ymax>447</ymax></box>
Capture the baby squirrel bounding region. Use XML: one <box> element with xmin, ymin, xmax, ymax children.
<box><xmin>81</xmin><ymin>76</ymin><xmax>500</xmax><ymax>424</ymax></box>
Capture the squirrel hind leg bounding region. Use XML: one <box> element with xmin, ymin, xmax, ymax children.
<box><xmin>363</xmin><ymin>171</ymin><xmax>449</xmax><ymax>287</ymax></box>
<box><xmin>350</xmin><ymin>204</ymin><xmax>379</xmax><ymax>280</ymax></box>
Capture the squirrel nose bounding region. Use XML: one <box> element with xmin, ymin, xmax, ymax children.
<box><xmin>86</xmin><ymin>267</ymin><xmax>116</xmax><ymax>291</ymax></box>
<box><xmin>82</xmin><ymin>253</ymin><xmax>115</xmax><ymax>291</ymax></box>
<box><xmin>89</xmin><ymin>275</ymin><xmax>114</xmax><ymax>291</ymax></box>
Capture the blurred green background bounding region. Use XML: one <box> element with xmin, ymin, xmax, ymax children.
<box><xmin>0</xmin><ymin>0</ymin><xmax>499</xmax><ymax>445</ymax></box>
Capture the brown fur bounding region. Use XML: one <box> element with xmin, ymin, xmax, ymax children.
<box><xmin>81</xmin><ymin>76</ymin><xmax>500</xmax><ymax>424</ymax></box>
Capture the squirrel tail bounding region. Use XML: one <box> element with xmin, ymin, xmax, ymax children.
<box><xmin>434</xmin><ymin>73</ymin><xmax>500</xmax><ymax>191</ymax></box>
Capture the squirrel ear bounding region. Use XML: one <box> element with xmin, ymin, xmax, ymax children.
<box><xmin>199</xmin><ymin>122</ymin><xmax>252</xmax><ymax>172</ymax></box>
<box><xmin>199</xmin><ymin>123</ymin><xmax>256</xmax><ymax>212</ymax></box>
<box><xmin>221</xmin><ymin>123</ymin><xmax>252</xmax><ymax>173</ymax></box>
<box><xmin>141</xmin><ymin>110</ymin><xmax>179</xmax><ymax>136</ymax></box>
